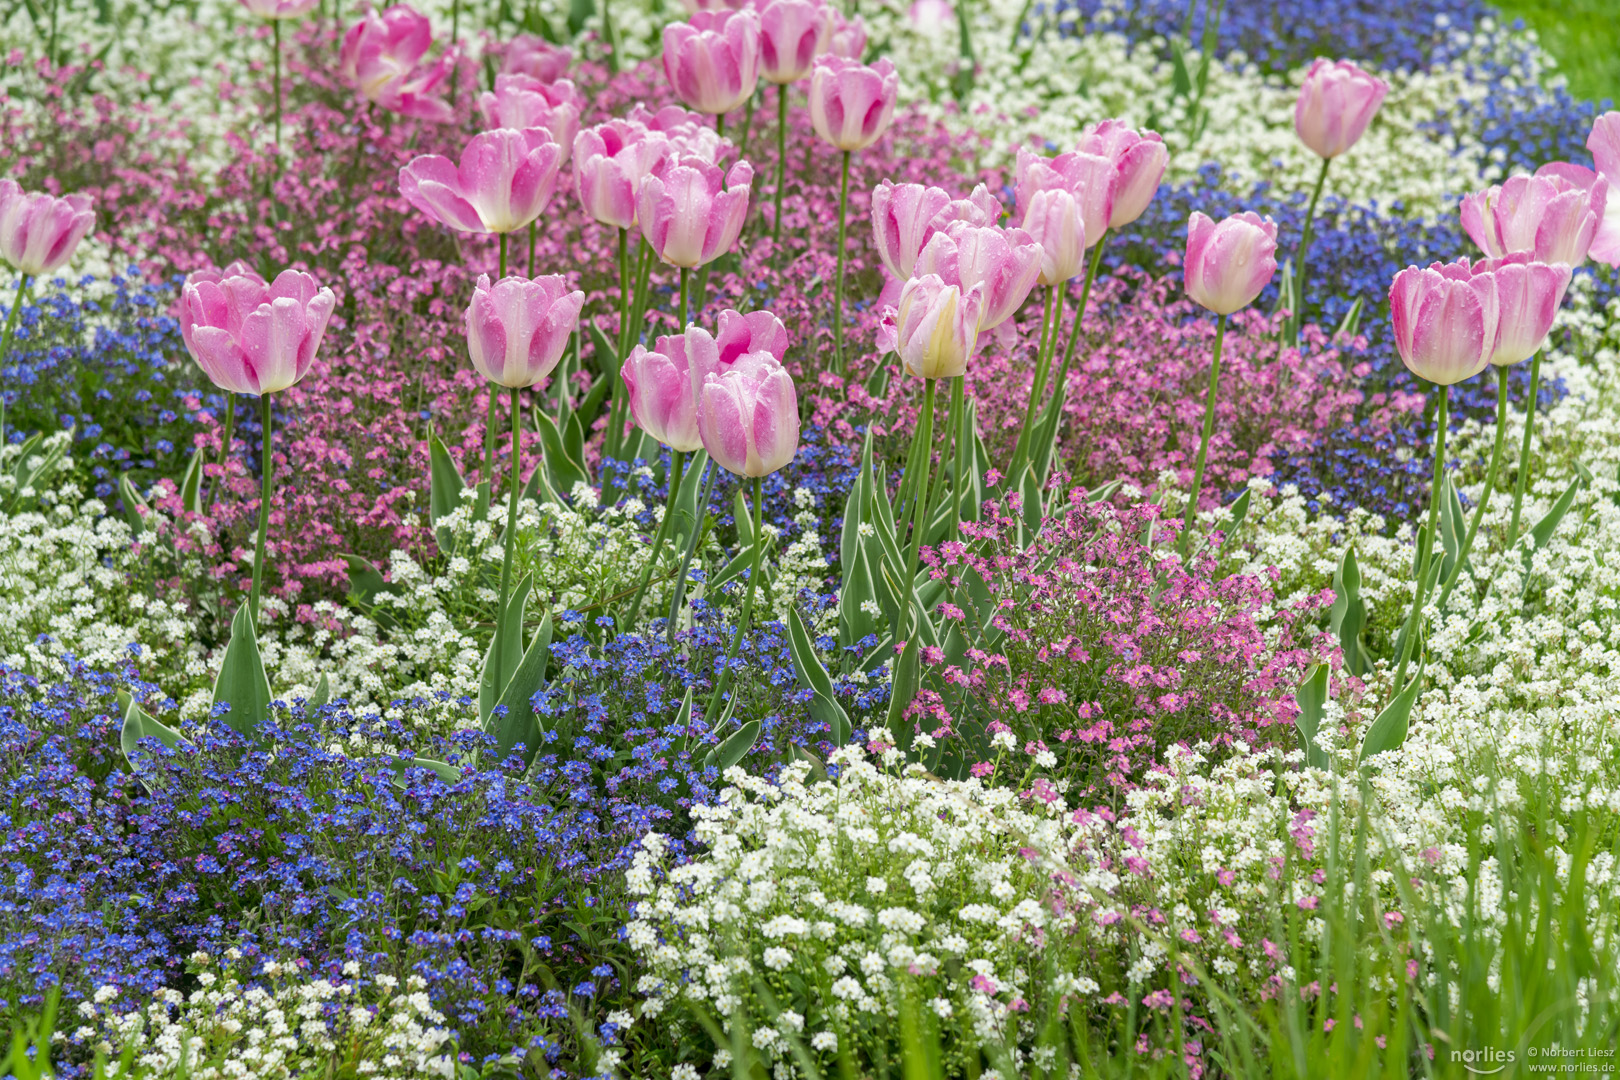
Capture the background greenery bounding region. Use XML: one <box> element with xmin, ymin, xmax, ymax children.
<box><xmin>1494</xmin><ymin>0</ymin><xmax>1620</xmax><ymax>103</ymax></box>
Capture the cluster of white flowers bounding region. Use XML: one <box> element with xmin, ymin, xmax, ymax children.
<box><xmin>73</xmin><ymin>952</ymin><xmax>457</xmax><ymax>1079</ymax></box>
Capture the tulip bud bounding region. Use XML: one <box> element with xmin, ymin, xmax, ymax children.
<box><xmin>573</xmin><ymin>120</ymin><xmax>671</xmax><ymax>230</ymax></box>
<box><xmin>913</xmin><ymin>221</ymin><xmax>1043</xmax><ymax>332</ymax></box>
<box><xmin>1459</xmin><ymin>170</ymin><xmax>1607</xmax><ymax>267</ymax></box>
<box><xmin>894</xmin><ymin>274</ymin><xmax>983</xmax><ymax>379</ymax></box>
<box><xmin>871</xmin><ymin>181</ymin><xmax>952</xmax><ymax>280</ymax></box>
<box><xmin>339</xmin><ymin>4</ymin><xmax>452</xmax><ymax>122</ymax></box>
<box><xmin>465</xmin><ymin>273</ymin><xmax>584</xmax><ymax>389</ymax></box>
<box><xmin>1184</xmin><ymin>211</ymin><xmax>1279</xmax><ymax>315</ymax></box>
<box><xmin>1074</xmin><ymin>119</ymin><xmax>1168</xmax><ymax>228</ymax></box>
<box><xmin>807</xmin><ymin>55</ymin><xmax>898</xmax><ymax>152</ymax></box>
<box><xmin>399</xmin><ymin>127</ymin><xmax>563</xmax><ymax>235</ymax></box>
<box><xmin>1475</xmin><ymin>253</ymin><xmax>1571</xmax><ymax>367</ymax></box>
<box><xmin>1389</xmin><ymin>260</ymin><xmax>1499</xmax><ymax>385</ymax></box>
<box><xmin>716</xmin><ymin>308</ymin><xmax>790</xmax><ymax>366</ymax></box>
<box><xmin>698</xmin><ymin>354</ymin><xmax>800</xmax><ymax>477</ymax></box>
<box><xmin>1587</xmin><ymin>111</ymin><xmax>1620</xmax><ymax>267</ymax></box>
<box><xmin>662</xmin><ymin>9</ymin><xmax>761</xmax><ymax>116</ymax></box>
<box><xmin>757</xmin><ymin>0</ymin><xmax>826</xmax><ymax>84</ymax></box>
<box><xmin>1019</xmin><ymin>187</ymin><xmax>1086</xmax><ymax>285</ymax></box>
<box><xmin>0</xmin><ymin>180</ymin><xmax>95</xmax><ymax>278</ymax></box>
<box><xmin>1292</xmin><ymin>58</ymin><xmax>1389</xmax><ymax>160</ymax></box>
<box><xmin>637</xmin><ymin>156</ymin><xmax>754</xmax><ymax>269</ymax></box>
<box><xmin>477</xmin><ymin>76</ymin><xmax>583</xmax><ymax>166</ymax></box>
<box><xmin>179</xmin><ymin>265</ymin><xmax>336</xmax><ymax>395</ymax></box>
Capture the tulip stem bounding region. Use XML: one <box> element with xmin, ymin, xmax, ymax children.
<box><xmin>773</xmin><ymin>83</ymin><xmax>789</xmax><ymax>248</ymax></box>
<box><xmin>667</xmin><ymin>457</ymin><xmax>718</xmax><ymax>644</ymax></box>
<box><xmin>625</xmin><ymin>449</ymin><xmax>685</xmax><ymax>632</ymax></box>
<box><xmin>602</xmin><ymin>0</ymin><xmax>618</xmax><ymax>73</ymax></box>
<box><xmin>1289</xmin><ymin>155</ymin><xmax>1331</xmax><ymax>344</ymax></box>
<box><xmin>249</xmin><ymin>392</ymin><xmax>274</xmax><ymax>626</ymax></box>
<box><xmin>833</xmin><ymin>149</ymin><xmax>852</xmax><ymax>376</ymax></box>
<box><xmin>1508</xmin><ymin>350</ymin><xmax>1541</xmax><ymax>546</ymax></box>
<box><xmin>1438</xmin><ymin>365</ymin><xmax>1509</xmax><ymax>610</ymax></box>
<box><xmin>484</xmin><ymin>234</ymin><xmax>509</xmax><ymax>486</ymax></box>
<box><xmin>679</xmin><ymin>267</ymin><xmax>690</xmax><ymax>329</ymax></box>
<box><xmin>885</xmin><ymin>377</ymin><xmax>937</xmax><ymax>739</ymax></box>
<box><xmin>1009</xmin><ymin>283</ymin><xmax>1057</xmax><ymax>482</ymax></box>
<box><xmin>216</xmin><ymin>392</ymin><xmax>236</xmax><ymax>500</ymax></box>
<box><xmin>703</xmin><ymin>474</ymin><xmax>764</xmax><ymax>727</ymax></box>
<box><xmin>616</xmin><ymin>227</ymin><xmax>630</xmax><ymax>349</ymax></box>
<box><xmin>739</xmin><ymin>89</ymin><xmax>757</xmax><ymax>161</ymax></box>
<box><xmin>926</xmin><ymin>375</ymin><xmax>964</xmax><ymax>543</ymax></box>
<box><xmin>492</xmin><ymin>385</ymin><xmax>523</xmax><ymax>688</ymax></box>
<box><xmin>528</xmin><ymin>220</ymin><xmax>537</xmax><ymax>279</ymax></box>
<box><xmin>1392</xmin><ymin>383</ymin><xmax>1448</xmax><ymax>694</ymax></box>
<box><xmin>1179</xmin><ymin>312</ymin><xmax>1227</xmax><ymax>558</ymax></box>
<box><xmin>0</xmin><ymin>275</ymin><xmax>29</xmax><ymax>383</ymax></box>
<box><xmin>1029</xmin><ymin>234</ymin><xmax>1105</xmax><ymax>484</ymax></box>
<box><xmin>272</xmin><ymin>19</ymin><xmax>282</xmax><ymax>155</ymax></box>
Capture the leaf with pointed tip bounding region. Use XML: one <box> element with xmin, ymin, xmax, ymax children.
<box><xmin>587</xmin><ymin>316</ymin><xmax>620</xmax><ymax>372</ymax></box>
<box><xmin>1223</xmin><ymin>488</ymin><xmax>1252</xmax><ymax>537</ymax></box>
<box><xmin>343</xmin><ymin>553</ymin><xmax>399</xmax><ymax>609</ymax></box>
<box><xmin>535</xmin><ymin>410</ymin><xmax>589</xmax><ymax>495</ymax></box>
<box><xmin>1524</xmin><ymin>471</ymin><xmax>1586</xmax><ymax>557</ymax></box>
<box><xmin>787</xmin><ymin>607</ymin><xmax>850</xmax><ymax>747</ymax></box>
<box><xmin>480</xmin><ymin>571</ymin><xmax>534</xmax><ymax>725</ymax></box>
<box><xmin>1085</xmin><ymin>477</ymin><xmax>1123</xmax><ymax>504</ymax></box>
<box><xmin>428</xmin><ymin>426</ymin><xmax>468</xmax><ymax>552</ymax></box>
<box><xmin>705</xmin><ymin>720</ymin><xmax>760</xmax><ymax>773</ymax></box>
<box><xmin>492</xmin><ymin>611</ymin><xmax>554</xmax><ymax>765</ymax></box>
<box><xmin>310</xmin><ymin>673</ymin><xmax>332</xmax><ymax>711</ymax></box>
<box><xmin>1271</xmin><ymin>257</ymin><xmax>1296</xmax><ymax>320</ymax></box>
<box><xmin>1017</xmin><ymin>464</ymin><xmax>1043</xmax><ymax>546</ymax></box>
<box><xmin>884</xmin><ymin>635</ymin><xmax>922</xmax><ymax>751</ymax></box>
<box><xmin>1293</xmin><ymin>664</ymin><xmax>1331</xmax><ymax>770</ymax></box>
<box><xmin>118</xmin><ymin>474</ymin><xmax>148</xmax><ymax>536</ymax></box>
<box><xmin>179</xmin><ymin>448</ymin><xmax>204</xmax><ymax>514</ymax></box>
<box><xmin>1360</xmin><ymin>649</ymin><xmax>1425</xmax><ymax>763</ymax></box>
<box><xmin>119</xmin><ymin>691</ymin><xmax>189</xmax><ymax>764</ymax></box>
<box><xmin>211</xmin><ymin>603</ymin><xmax>272</xmax><ymax>739</ymax></box>
<box><xmin>1334</xmin><ymin>296</ymin><xmax>1364</xmax><ymax>340</ymax></box>
<box><xmin>1329</xmin><ymin>546</ymin><xmax>1369</xmax><ymax>677</ymax></box>
<box><xmin>389</xmin><ymin>756</ymin><xmax>462</xmax><ymax>789</ymax></box>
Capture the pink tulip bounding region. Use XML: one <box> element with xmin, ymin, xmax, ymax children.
<box><xmin>399</xmin><ymin>127</ymin><xmax>563</xmax><ymax>234</ymax></box>
<box><xmin>871</xmin><ymin>181</ymin><xmax>952</xmax><ymax>280</ymax></box>
<box><xmin>465</xmin><ymin>273</ymin><xmax>584</xmax><ymax>389</ymax></box>
<box><xmin>913</xmin><ymin>221</ymin><xmax>1043</xmax><ymax>333</ymax></box>
<box><xmin>698</xmin><ymin>354</ymin><xmax>800</xmax><ymax>478</ymax></box>
<box><xmin>503</xmin><ymin>34</ymin><xmax>573</xmax><ymax>82</ymax></box>
<box><xmin>757</xmin><ymin>0</ymin><xmax>825</xmax><ymax>84</ymax></box>
<box><xmin>637</xmin><ymin>155</ymin><xmax>754</xmax><ymax>269</ymax></box>
<box><xmin>622</xmin><ymin>327</ymin><xmax>718</xmax><ymax>453</ymax></box>
<box><xmin>1015</xmin><ymin>147</ymin><xmax>1116</xmax><ymax>250</ymax></box>
<box><xmin>679</xmin><ymin>0</ymin><xmax>750</xmax><ymax>12</ymax></box>
<box><xmin>627</xmin><ymin>103</ymin><xmax>732</xmax><ymax>162</ymax></box>
<box><xmin>339</xmin><ymin>5</ymin><xmax>452</xmax><ymax>123</ymax></box>
<box><xmin>0</xmin><ymin>180</ymin><xmax>95</xmax><ymax>278</ymax></box>
<box><xmin>807</xmin><ymin>55</ymin><xmax>898</xmax><ymax>152</ymax></box>
<box><xmin>1459</xmin><ymin>170</ymin><xmax>1606</xmax><ymax>266</ymax></box>
<box><xmin>662</xmin><ymin>9</ymin><xmax>761</xmax><ymax>116</ymax></box>
<box><xmin>1184</xmin><ymin>211</ymin><xmax>1278</xmax><ymax>315</ymax></box>
<box><xmin>822</xmin><ymin>10</ymin><xmax>866</xmax><ymax>58</ymax></box>
<box><xmin>1293</xmin><ymin>58</ymin><xmax>1389</xmax><ymax>160</ymax></box>
<box><xmin>477</xmin><ymin>76</ymin><xmax>582</xmax><ymax>165</ymax></box>
<box><xmin>574</xmin><ymin>120</ymin><xmax>672</xmax><ymax>230</ymax></box>
<box><xmin>1474</xmin><ymin>253</ymin><xmax>1571</xmax><ymax>366</ymax></box>
<box><xmin>1389</xmin><ymin>260</ymin><xmax>1499</xmax><ymax>386</ymax></box>
<box><xmin>238</xmin><ymin>0</ymin><xmax>318</xmax><ymax>17</ymax></box>
<box><xmin>1586</xmin><ymin>111</ymin><xmax>1620</xmax><ymax>266</ymax></box>
<box><xmin>179</xmin><ymin>264</ymin><xmax>336</xmax><ymax>395</ymax></box>
<box><xmin>1074</xmin><ymin>119</ymin><xmax>1168</xmax><ymax>229</ymax></box>
<box><xmin>1020</xmin><ymin>187</ymin><xmax>1086</xmax><ymax>285</ymax></box>
<box><xmin>894</xmin><ymin>274</ymin><xmax>984</xmax><ymax>379</ymax></box>
<box><xmin>716</xmin><ymin>307</ymin><xmax>790</xmax><ymax>366</ymax></box>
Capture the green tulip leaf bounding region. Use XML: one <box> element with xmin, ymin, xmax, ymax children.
<box><xmin>1360</xmin><ymin>649</ymin><xmax>1425</xmax><ymax>764</ymax></box>
<box><xmin>787</xmin><ymin>607</ymin><xmax>850</xmax><ymax>747</ymax></box>
<box><xmin>480</xmin><ymin>571</ymin><xmax>534</xmax><ymax>726</ymax></box>
<box><xmin>1293</xmin><ymin>663</ymin><xmax>1331</xmax><ymax>770</ymax></box>
<box><xmin>211</xmin><ymin>602</ymin><xmax>273</xmax><ymax>739</ymax></box>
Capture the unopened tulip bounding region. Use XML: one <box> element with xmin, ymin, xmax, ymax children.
<box><xmin>0</xmin><ymin>180</ymin><xmax>95</xmax><ymax>278</ymax></box>
<box><xmin>1586</xmin><ymin>111</ymin><xmax>1620</xmax><ymax>266</ymax></box>
<box><xmin>627</xmin><ymin>103</ymin><xmax>732</xmax><ymax>162</ymax></box>
<box><xmin>894</xmin><ymin>274</ymin><xmax>984</xmax><ymax>379</ymax></box>
<box><xmin>400</xmin><ymin>127</ymin><xmax>563</xmax><ymax>234</ymax></box>
<box><xmin>339</xmin><ymin>4</ymin><xmax>452</xmax><ymax>122</ymax></box>
<box><xmin>239</xmin><ymin>0</ymin><xmax>317</xmax><ymax>16</ymax></box>
<box><xmin>1020</xmin><ymin>187</ymin><xmax>1086</xmax><ymax>285</ymax></box>
<box><xmin>698</xmin><ymin>354</ymin><xmax>800</xmax><ymax>477</ymax></box>
<box><xmin>913</xmin><ymin>221</ymin><xmax>1043</xmax><ymax>333</ymax></box>
<box><xmin>716</xmin><ymin>308</ymin><xmax>790</xmax><ymax>366</ymax></box>
<box><xmin>503</xmin><ymin>34</ymin><xmax>572</xmax><ymax>82</ymax></box>
<box><xmin>1476</xmin><ymin>253</ymin><xmax>1571</xmax><ymax>367</ymax></box>
<box><xmin>758</xmin><ymin>0</ymin><xmax>825</xmax><ymax>84</ymax></box>
<box><xmin>1015</xmin><ymin>147</ymin><xmax>1116</xmax><ymax>250</ymax></box>
<box><xmin>663</xmin><ymin>9</ymin><xmax>761</xmax><ymax>116</ymax></box>
<box><xmin>466</xmin><ymin>273</ymin><xmax>584</xmax><ymax>389</ymax></box>
<box><xmin>1293</xmin><ymin>58</ymin><xmax>1389</xmax><ymax>160</ymax></box>
<box><xmin>574</xmin><ymin>120</ymin><xmax>671</xmax><ymax>230</ymax></box>
<box><xmin>179</xmin><ymin>265</ymin><xmax>336</xmax><ymax>395</ymax></box>
<box><xmin>807</xmin><ymin>55</ymin><xmax>897</xmax><ymax>151</ymax></box>
<box><xmin>1389</xmin><ymin>260</ymin><xmax>1500</xmax><ymax>385</ymax></box>
<box><xmin>637</xmin><ymin>156</ymin><xmax>754</xmax><ymax>269</ymax></box>
<box><xmin>822</xmin><ymin>9</ymin><xmax>866</xmax><ymax>57</ymax></box>
<box><xmin>871</xmin><ymin>181</ymin><xmax>952</xmax><ymax>280</ymax></box>
<box><xmin>621</xmin><ymin>326</ymin><xmax>719</xmax><ymax>453</ymax></box>
<box><xmin>1459</xmin><ymin>170</ymin><xmax>1606</xmax><ymax>266</ymax></box>
<box><xmin>477</xmin><ymin>76</ymin><xmax>582</xmax><ymax>164</ymax></box>
<box><xmin>1184</xmin><ymin>211</ymin><xmax>1279</xmax><ymax>315</ymax></box>
<box><xmin>1074</xmin><ymin>120</ymin><xmax>1168</xmax><ymax>229</ymax></box>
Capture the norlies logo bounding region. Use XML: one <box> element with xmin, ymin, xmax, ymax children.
<box><xmin>1454</xmin><ymin>1048</ymin><xmax>1518</xmax><ymax>1075</ymax></box>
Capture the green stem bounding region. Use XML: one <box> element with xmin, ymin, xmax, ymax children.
<box><xmin>602</xmin><ymin>0</ymin><xmax>618</xmax><ymax>73</ymax></box>
<box><xmin>773</xmin><ymin>83</ymin><xmax>789</xmax><ymax>247</ymax></box>
<box><xmin>679</xmin><ymin>266</ymin><xmax>690</xmax><ymax>329</ymax></box>
<box><xmin>216</xmin><ymin>393</ymin><xmax>236</xmax><ymax>500</ymax></box>
<box><xmin>249</xmin><ymin>392</ymin><xmax>274</xmax><ymax>625</ymax></box>
<box><xmin>667</xmin><ymin>458</ymin><xmax>718</xmax><ymax>644</ymax></box>
<box><xmin>1289</xmin><ymin>156</ymin><xmax>1331</xmax><ymax>343</ymax></box>
<box><xmin>1438</xmin><ymin>366</ymin><xmax>1510</xmax><ymax>609</ymax></box>
<box><xmin>1058</xmin><ymin>232</ymin><xmax>1106</xmax><ymax>374</ymax></box>
<box><xmin>1392</xmin><ymin>383</ymin><xmax>1449</xmax><ymax>693</ymax></box>
<box><xmin>884</xmin><ymin>378</ymin><xmax>937</xmax><ymax>734</ymax></box>
<box><xmin>927</xmin><ymin>375</ymin><xmax>964</xmax><ymax>543</ymax></box>
<box><xmin>1028</xmin><ymin>233</ymin><xmax>1107</xmax><ymax>482</ymax></box>
<box><xmin>0</xmin><ymin>275</ymin><xmax>29</xmax><ymax>379</ymax></box>
<box><xmin>716</xmin><ymin>111</ymin><xmax>726</xmax><ymax>143</ymax></box>
<box><xmin>1508</xmin><ymin>351</ymin><xmax>1541</xmax><ymax>546</ymax></box>
<box><xmin>492</xmin><ymin>385</ymin><xmax>523</xmax><ymax>684</ymax></box>
<box><xmin>625</xmin><ymin>450</ymin><xmax>686</xmax><ymax>631</ymax></box>
<box><xmin>738</xmin><ymin>89</ymin><xmax>756</xmax><ymax>160</ymax></box>
<box><xmin>528</xmin><ymin>219</ymin><xmax>537</xmax><ymax>279</ymax></box>
<box><xmin>272</xmin><ymin>19</ymin><xmax>282</xmax><ymax>153</ymax></box>
<box><xmin>1009</xmin><ymin>283</ymin><xmax>1057</xmax><ymax>480</ymax></box>
<box><xmin>1179</xmin><ymin>313</ymin><xmax>1227</xmax><ymax>557</ymax></box>
<box><xmin>703</xmin><ymin>474</ymin><xmax>765</xmax><ymax>725</ymax></box>
<box><xmin>484</xmin><ymin>233</ymin><xmax>509</xmax><ymax>485</ymax></box>
<box><xmin>833</xmin><ymin>149</ymin><xmax>852</xmax><ymax>375</ymax></box>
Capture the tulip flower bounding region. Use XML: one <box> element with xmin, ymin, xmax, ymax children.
<box><xmin>1293</xmin><ymin>59</ymin><xmax>1389</xmax><ymax>160</ymax></box>
<box><xmin>574</xmin><ymin>121</ymin><xmax>671</xmax><ymax>231</ymax></box>
<box><xmin>662</xmin><ymin>9</ymin><xmax>761</xmax><ymax>124</ymax></box>
<box><xmin>912</xmin><ymin>221</ymin><xmax>1043</xmax><ymax>338</ymax></box>
<box><xmin>1177</xmin><ymin>211</ymin><xmax>1278</xmax><ymax>557</ymax></box>
<box><xmin>0</xmin><ymin>179</ymin><xmax>95</xmax><ymax>280</ymax></box>
<box><xmin>339</xmin><ymin>5</ymin><xmax>452</xmax><ymax>123</ymax></box>
<box><xmin>894</xmin><ymin>274</ymin><xmax>983</xmax><ymax>381</ymax></box>
<box><xmin>1020</xmin><ymin>187</ymin><xmax>1086</xmax><ymax>287</ymax></box>
<box><xmin>399</xmin><ymin>127</ymin><xmax>563</xmax><ymax>244</ymax></box>
<box><xmin>716</xmin><ymin>307</ymin><xmax>790</xmax><ymax>367</ymax></box>
<box><xmin>1459</xmin><ymin>171</ymin><xmax>1606</xmax><ymax>267</ymax></box>
<box><xmin>1586</xmin><ymin>112</ymin><xmax>1620</xmax><ymax>266</ymax></box>
<box><xmin>627</xmin><ymin>103</ymin><xmax>733</xmax><ymax>162</ymax></box>
<box><xmin>822</xmin><ymin>9</ymin><xmax>866</xmax><ymax>58</ymax></box>
<box><xmin>240</xmin><ymin>0</ymin><xmax>319</xmax><ymax>148</ymax></box>
<box><xmin>757</xmin><ymin>0</ymin><xmax>825</xmax><ymax>241</ymax></box>
<box><xmin>637</xmin><ymin>155</ymin><xmax>753</xmax><ymax>319</ymax></box>
<box><xmin>1015</xmin><ymin>147</ymin><xmax>1116</xmax><ymax>250</ymax></box>
<box><xmin>477</xmin><ymin>76</ymin><xmax>583</xmax><ymax>165</ymax></box>
<box><xmin>869</xmin><ymin>180</ymin><xmax>997</xmax><ymax>284</ymax></box>
<box><xmin>1075</xmin><ymin>120</ymin><xmax>1169</xmax><ymax>229</ymax></box>
<box><xmin>503</xmin><ymin>34</ymin><xmax>573</xmax><ymax>82</ymax></box>
<box><xmin>178</xmin><ymin>263</ymin><xmax>335</xmax><ymax>623</ymax></box>
<box><xmin>466</xmin><ymin>273</ymin><xmax>585</xmax><ymax>389</ymax></box>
